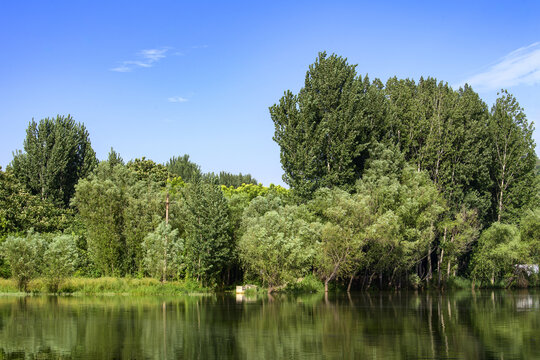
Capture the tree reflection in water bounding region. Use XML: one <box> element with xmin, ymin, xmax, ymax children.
<box><xmin>0</xmin><ymin>291</ymin><xmax>538</xmax><ymax>359</ymax></box>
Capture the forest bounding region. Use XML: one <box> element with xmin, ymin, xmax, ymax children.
<box><xmin>0</xmin><ymin>52</ymin><xmax>539</xmax><ymax>293</ymax></box>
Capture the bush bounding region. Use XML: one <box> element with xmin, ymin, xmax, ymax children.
<box><xmin>286</xmin><ymin>274</ymin><xmax>324</xmax><ymax>293</ymax></box>
<box><xmin>0</xmin><ymin>232</ymin><xmax>44</xmax><ymax>291</ymax></box>
<box><xmin>43</xmin><ymin>234</ymin><xmax>78</xmax><ymax>293</ymax></box>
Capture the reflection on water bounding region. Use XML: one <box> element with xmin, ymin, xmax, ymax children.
<box><xmin>0</xmin><ymin>290</ymin><xmax>538</xmax><ymax>359</ymax></box>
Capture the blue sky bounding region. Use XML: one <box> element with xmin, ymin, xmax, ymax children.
<box><xmin>1</xmin><ymin>1</ymin><xmax>539</xmax><ymax>186</ymax></box>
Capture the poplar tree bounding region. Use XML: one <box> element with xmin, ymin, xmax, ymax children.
<box><xmin>10</xmin><ymin>115</ymin><xmax>97</xmax><ymax>207</ymax></box>
<box><xmin>270</xmin><ymin>52</ymin><xmax>384</xmax><ymax>199</ymax></box>
<box><xmin>488</xmin><ymin>90</ymin><xmax>536</xmax><ymax>222</ymax></box>
<box><xmin>181</xmin><ymin>181</ymin><xmax>232</xmax><ymax>286</ymax></box>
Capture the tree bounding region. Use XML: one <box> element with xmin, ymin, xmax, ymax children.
<box><xmin>0</xmin><ymin>232</ymin><xmax>45</xmax><ymax>291</ymax></box>
<box><xmin>438</xmin><ymin>208</ymin><xmax>480</xmax><ymax>283</ymax></box>
<box><xmin>73</xmin><ymin>162</ymin><xmax>163</xmax><ymax>276</ymax></box>
<box><xmin>239</xmin><ymin>200</ymin><xmax>320</xmax><ymax>293</ymax></box>
<box><xmin>181</xmin><ymin>181</ymin><xmax>233</xmax><ymax>286</ymax></box>
<box><xmin>142</xmin><ymin>221</ymin><xmax>183</xmax><ymax>281</ymax></box>
<box><xmin>519</xmin><ymin>209</ymin><xmax>540</xmax><ymax>264</ymax></box>
<box><xmin>0</xmin><ymin>168</ymin><xmax>70</xmax><ymax>236</ymax></box>
<box><xmin>204</xmin><ymin>171</ymin><xmax>257</xmax><ymax>187</ymax></box>
<box><xmin>270</xmin><ymin>52</ymin><xmax>385</xmax><ymax>199</ymax></box>
<box><xmin>488</xmin><ymin>90</ymin><xmax>536</xmax><ymax>222</ymax></box>
<box><xmin>127</xmin><ymin>157</ymin><xmax>169</xmax><ymax>186</ymax></box>
<box><xmin>309</xmin><ymin>188</ymin><xmax>371</xmax><ymax>292</ymax></box>
<box><xmin>72</xmin><ymin>163</ymin><xmax>133</xmax><ymax>276</ymax></box>
<box><xmin>355</xmin><ymin>144</ymin><xmax>446</xmax><ymax>285</ymax></box>
<box><xmin>166</xmin><ymin>154</ymin><xmax>202</xmax><ymax>183</ymax></box>
<box><xmin>43</xmin><ymin>234</ymin><xmax>78</xmax><ymax>292</ymax></box>
<box><xmin>107</xmin><ymin>147</ymin><xmax>124</xmax><ymax>167</ymax></box>
<box><xmin>471</xmin><ymin>223</ymin><xmax>526</xmax><ymax>286</ymax></box>
<box><xmin>10</xmin><ymin>115</ymin><xmax>97</xmax><ymax>207</ymax></box>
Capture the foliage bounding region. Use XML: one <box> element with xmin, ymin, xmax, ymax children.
<box><xmin>270</xmin><ymin>52</ymin><xmax>386</xmax><ymax>199</ymax></box>
<box><xmin>355</xmin><ymin>144</ymin><xmax>446</xmax><ymax>284</ymax></box>
<box><xmin>0</xmin><ymin>168</ymin><xmax>71</xmax><ymax>236</ymax></box>
<box><xmin>205</xmin><ymin>171</ymin><xmax>258</xmax><ymax>187</ymax></box>
<box><xmin>73</xmin><ymin>162</ymin><xmax>163</xmax><ymax>276</ymax></box>
<box><xmin>10</xmin><ymin>115</ymin><xmax>97</xmax><ymax>207</ymax></box>
<box><xmin>43</xmin><ymin>234</ymin><xmax>78</xmax><ymax>292</ymax></box>
<box><xmin>519</xmin><ymin>208</ymin><xmax>540</xmax><ymax>264</ymax></box>
<box><xmin>438</xmin><ymin>208</ymin><xmax>481</xmax><ymax>281</ymax></box>
<box><xmin>238</xmin><ymin>199</ymin><xmax>320</xmax><ymax>293</ymax></box>
<box><xmin>488</xmin><ymin>90</ymin><xmax>537</xmax><ymax>223</ymax></box>
<box><xmin>0</xmin><ymin>232</ymin><xmax>45</xmax><ymax>291</ymax></box>
<box><xmin>309</xmin><ymin>188</ymin><xmax>372</xmax><ymax>291</ymax></box>
<box><xmin>107</xmin><ymin>147</ymin><xmax>124</xmax><ymax>167</ymax></box>
<box><xmin>126</xmin><ymin>157</ymin><xmax>169</xmax><ymax>186</ymax></box>
<box><xmin>181</xmin><ymin>181</ymin><xmax>233</xmax><ymax>287</ymax></box>
<box><xmin>142</xmin><ymin>221</ymin><xmax>183</xmax><ymax>281</ymax></box>
<box><xmin>470</xmin><ymin>223</ymin><xmax>526</xmax><ymax>286</ymax></box>
<box><xmin>166</xmin><ymin>154</ymin><xmax>202</xmax><ymax>183</ymax></box>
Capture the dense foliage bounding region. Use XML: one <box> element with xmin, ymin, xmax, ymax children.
<box><xmin>1</xmin><ymin>53</ymin><xmax>538</xmax><ymax>292</ymax></box>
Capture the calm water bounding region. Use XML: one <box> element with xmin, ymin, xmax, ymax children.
<box><xmin>0</xmin><ymin>290</ymin><xmax>538</xmax><ymax>359</ymax></box>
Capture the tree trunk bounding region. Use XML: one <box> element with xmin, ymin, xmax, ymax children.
<box><xmin>347</xmin><ymin>274</ymin><xmax>355</xmax><ymax>293</ymax></box>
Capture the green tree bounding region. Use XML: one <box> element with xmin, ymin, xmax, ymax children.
<box><xmin>488</xmin><ymin>90</ymin><xmax>536</xmax><ymax>222</ymax></box>
<box><xmin>270</xmin><ymin>52</ymin><xmax>385</xmax><ymax>199</ymax></box>
<box><xmin>181</xmin><ymin>181</ymin><xmax>232</xmax><ymax>286</ymax></box>
<box><xmin>166</xmin><ymin>154</ymin><xmax>202</xmax><ymax>183</ymax></box>
<box><xmin>127</xmin><ymin>157</ymin><xmax>169</xmax><ymax>186</ymax></box>
<box><xmin>72</xmin><ymin>163</ymin><xmax>132</xmax><ymax>276</ymax></box>
<box><xmin>438</xmin><ymin>208</ymin><xmax>480</xmax><ymax>282</ymax></box>
<box><xmin>356</xmin><ymin>144</ymin><xmax>446</xmax><ymax>285</ymax></box>
<box><xmin>73</xmin><ymin>162</ymin><xmax>163</xmax><ymax>276</ymax></box>
<box><xmin>0</xmin><ymin>232</ymin><xmax>45</xmax><ymax>291</ymax></box>
<box><xmin>519</xmin><ymin>209</ymin><xmax>540</xmax><ymax>264</ymax></box>
<box><xmin>309</xmin><ymin>188</ymin><xmax>371</xmax><ymax>292</ymax></box>
<box><xmin>142</xmin><ymin>221</ymin><xmax>183</xmax><ymax>281</ymax></box>
<box><xmin>0</xmin><ymin>168</ymin><xmax>70</xmax><ymax>236</ymax></box>
<box><xmin>107</xmin><ymin>147</ymin><xmax>124</xmax><ymax>167</ymax></box>
<box><xmin>10</xmin><ymin>115</ymin><xmax>97</xmax><ymax>206</ymax></box>
<box><xmin>239</xmin><ymin>199</ymin><xmax>320</xmax><ymax>293</ymax></box>
<box><xmin>43</xmin><ymin>234</ymin><xmax>78</xmax><ymax>292</ymax></box>
<box><xmin>471</xmin><ymin>222</ymin><xmax>526</xmax><ymax>286</ymax></box>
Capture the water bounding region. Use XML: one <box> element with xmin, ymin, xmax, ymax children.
<box><xmin>0</xmin><ymin>290</ymin><xmax>538</xmax><ymax>359</ymax></box>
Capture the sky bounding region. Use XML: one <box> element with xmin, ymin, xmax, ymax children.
<box><xmin>1</xmin><ymin>1</ymin><xmax>539</xmax><ymax>186</ymax></box>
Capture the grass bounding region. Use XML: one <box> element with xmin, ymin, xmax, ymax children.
<box><xmin>0</xmin><ymin>277</ymin><xmax>208</xmax><ymax>295</ymax></box>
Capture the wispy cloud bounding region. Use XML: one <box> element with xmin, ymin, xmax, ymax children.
<box><xmin>459</xmin><ymin>42</ymin><xmax>540</xmax><ymax>91</ymax></box>
<box><xmin>111</xmin><ymin>48</ymin><xmax>169</xmax><ymax>72</ymax></box>
<box><xmin>192</xmin><ymin>44</ymin><xmax>208</xmax><ymax>49</ymax></box>
<box><xmin>168</xmin><ymin>96</ymin><xmax>188</xmax><ymax>103</ymax></box>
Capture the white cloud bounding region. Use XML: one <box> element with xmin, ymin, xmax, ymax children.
<box><xmin>110</xmin><ymin>48</ymin><xmax>169</xmax><ymax>72</ymax></box>
<box><xmin>459</xmin><ymin>42</ymin><xmax>540</xmax><ymax>91</ymax></box>
<box><xmin>168</xmin><ymin>96</ymin><xmax>188</xmax><ymax>103</ymax></box>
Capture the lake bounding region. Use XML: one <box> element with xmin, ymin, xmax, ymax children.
<box><xmin>0</xmin><ymin>290</ymin><xmax>538</xmax><ymax>359</ymax></box>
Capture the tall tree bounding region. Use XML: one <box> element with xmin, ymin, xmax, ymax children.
<box><xmin>488</xmin><ymin>90</ymin><xmax>536</xmax><ymax>222</ymax></box>
<box><xmin>181</xmin><ymin>181</ymin><xmax>233</xmax><ymax>286</ymax></box>
<box><xmin>166</xmin><ymin>154</ymin><xmax>202</xmax><ymax>183</ymax></box>
<box><xmin>270</xmin><ymin>52</ymin><xmax>384</xmax><ymax>199</ymax></box>
<box><xmin>10</xmin><ymin>115</ymin><xmax>97</xmax><ymax>207</ymax></box>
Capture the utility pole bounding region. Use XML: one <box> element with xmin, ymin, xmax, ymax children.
<box><xmin>165</xmin><ymin>191</ymin><xmax>170</xmax><ymax>225</ymax></box>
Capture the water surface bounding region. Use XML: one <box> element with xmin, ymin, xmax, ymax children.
<box><xmin>0</xmin><ymin>290</ymin><xmax>538</xmax><ymax>359</ymax></box>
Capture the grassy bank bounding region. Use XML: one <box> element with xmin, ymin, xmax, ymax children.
<box><xmin>0</xmin><ymin>277</ymin><xmax>207</xmax><ymax>295</ymax></box>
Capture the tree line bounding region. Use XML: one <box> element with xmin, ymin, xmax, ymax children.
<box><xmin>0</xmin><ymin>52</ymin><xmax>538</xmax><ymax>292</ymax></box>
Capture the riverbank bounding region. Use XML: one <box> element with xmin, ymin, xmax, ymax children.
<box><xmin>0</xmin><ymin>277</ymin><xmax>208</xmax><ymax>295</ymax></box>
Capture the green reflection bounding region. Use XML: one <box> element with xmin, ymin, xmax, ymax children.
<box><xmin>0</xmin><ymin>291</ymin><xmax>538</xmax><ymax>359</ymax></box>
